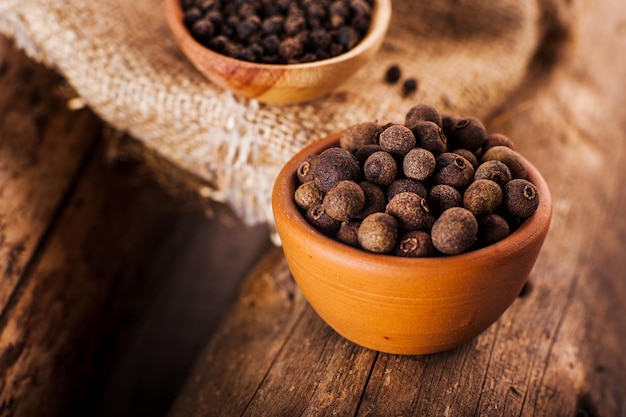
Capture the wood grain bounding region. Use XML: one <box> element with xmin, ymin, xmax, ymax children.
<box><xmin>169</xmin><ymin>1</ymin><xmax>626</xmax><ymax>416</ymax></box>
<box><xmin>0</xmin><ymin>38</ymin><xmax>101</xmax><ymax>313</ymax></box>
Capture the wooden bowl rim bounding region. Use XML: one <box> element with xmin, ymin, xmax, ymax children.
<box><xmin>272</xmin><ymin>132</ymin><xmax>553</xmax><ymax>270</ymax></box>
<box><xmin>164</xmin><ymin>0</ymin><xmax>392</xmax><ymax>71</ymax></box>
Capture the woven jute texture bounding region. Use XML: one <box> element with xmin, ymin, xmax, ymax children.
<box><xmin>0</xmin><ymin>0</ymin><xmax>546</xmax><ymax>227</ymax></box>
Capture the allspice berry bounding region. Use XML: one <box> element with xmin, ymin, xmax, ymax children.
<box><xmin>358</xmin><ymin>212</ymin><xmax>398</xmax><ymax>253</ymax></box>
<box><xmin>336</xmin><ymin>221</ymin><xmax>361</xmax><ymax>248</ymax></box>
<box><xmin>386</xmin><ymin>192</ymin><xmax>433</xmax><ymax>231</ymax></box>
<box><xmin>448</xmin><ymin>117</ymin><xmax>487</xmax><ymax>151</ymax></box>
<box><xmin>463</xmin><ymin>179</ymin><xmax>503</xmax><ymax>216</ymax></box>
<box><xmin>387</xmin><ymin>178</ymin><xmax>428</xmax><ymax>201</ymax></box>
<box><xmin>379</xmin><ymin>125</ymin><xmax>416</xmax><ymax>156</ymax></box>
<box><xmin>484</xmin><ymin>133</ymin><xmax>515</xmax><ymax>152</ymax></box>
<box><xmin>403</xmin><ymin>147</ymin><xmax>436</xmax><ymax>181</ymax></box>
<box><xmin>306</xmin><ymin>204</ymin><xmax>341</xmax><ymax>236</ymax></box>
<box><xmin>405</xmin><ymin>103</ymin><xmax>442</xmax><ymax>129</ymax></box>
<box><xmin>312</xmin><ymin>147</ymin><xmax>361</xmax><ymax>192</ymax></box>
<box><xmin>477</xmin><ymin>214</ymin><xmax>510</xmax><ymax>245</ymax></box>
<box><xmin>428</xmin><ymin>184</ymin><xmax>462</xmax><ymax>216</ymax></box>
<box><xmin>395</xmin><ymin>231</ymin><xmax>437</xmax><ymax>257</ymax></box>
<box><xmin>452</xmin><ymin>148</ymin><xmax>479</xmax><ymax>169</ymax></box>
<box><xmin>433</xmin><ymin>153</ymin><xmax>475</xmax><ymax>189</ymax></box>
<box><xmin>363</xmin><ymin>151</ymin><xmax>398</xmax><ymax>187</ymax></box>
<box><xmin>340</xmin><ymin>121</ymin><xmax>382</xmax><ymax>152</ymax></box>
<box><xmin>354</xmin><ymin>144</ymin><xmax>383</xmax><ymax>166</ymax></box>
<box><xmin>504</xmin><ymin>179</ymin><xmax>539</xmax><ymax>218</ymax></box>
<box><xmin>357</xmin><ymin>181</ymin><xmax>387</xmax><ymax>219</ymax></box>
<box><xmin>481</xmin><ymin>146</ymin><xmax>527</xmax><ymax>179</ymax></box>
<box><xmin>431</xmin><ymin>207</ymin><xmax>478</xmax><ymax>255</ymax></box>
<box><xmin>474</xmin><ymin>160</ymin><xmax>512</xmax><ymax>188</ymax></box>
<box><xmin>411</xmin><ymin>121</ymin><xmax>447</xmax><ymax>155</ymax></box>
<box><xmin>297</xmin><ymin>154</ymin><xmax>317</xmax><ymax>183</ymax></box>
<box><xmin>294</xmin><ymin>180</ymin><xmax>324</xmax><ymax>211</ymax></box>
<box><xmin>323</xmin><ymin>180</ymin><xmax>365</xmax><ymax>221</ymax></box>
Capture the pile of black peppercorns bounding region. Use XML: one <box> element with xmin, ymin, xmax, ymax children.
<box><xmin>181</xmin><ymin>0</ymin><xmax>374</xmax><ymax>65</ymax></box>
<box><xmin>294</xmin><ymin>103</ymin><xmax>540</xmax><ymax>256</ymax></box>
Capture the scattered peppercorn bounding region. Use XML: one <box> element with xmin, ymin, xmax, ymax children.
<box><xmin>384</xmin><ymin>64</ymin><xmax>401</xmax><ymax>84</ymax></box>
<box><xmin>402</xmin><ymin>78</ymin><xmax>418</xmax><ymax>97</ymax></box>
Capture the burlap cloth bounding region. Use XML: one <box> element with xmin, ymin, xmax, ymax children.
<box><xmin>0</xmin><ymin>0</ymin><xmax>560</xmax><ymax>228</ymax></box>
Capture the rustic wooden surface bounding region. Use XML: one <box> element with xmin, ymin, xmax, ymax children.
<box><xmin>169</xmin><ymin>1</ymin><xmax>626</xmax><ymax>416</ymax></box>
<box><xmin>0</xmin><ymin>38</ymin><xmax>272</xmax><ymax>417</ymax></box>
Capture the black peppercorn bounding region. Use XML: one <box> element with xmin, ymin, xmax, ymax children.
<box><xmin>385</xmin><ymin>64</ymin><xmax>401</xmax><ymax>84</ymax></box>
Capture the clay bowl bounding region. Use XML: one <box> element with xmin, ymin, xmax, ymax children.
<box><xmin>272</xmin><ymin>133</ymin><xmax>552</xmax><ymax>355</ymax></box>
<box><xmin>164</xmin><ymin>0</ymin><xmax>391</xmax><ymax>104</ymax></box>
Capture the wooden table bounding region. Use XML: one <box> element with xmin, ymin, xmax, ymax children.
<box><xmin>168</xmin><ymin>2</ymin><xmax>626</xmax><ymax>417</ymax></box>
<box><xmin>1</xmin><ymin>1</ymin><xmax>626</xmax><ymax>416</ymax></box>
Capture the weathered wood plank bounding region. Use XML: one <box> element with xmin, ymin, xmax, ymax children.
<box><xmin>0</xmin><ymin>37</ymin><xmax>101</xmax><ymax>313</ymax></box>
<box><xmin>169</xmin><ymin>1</ymin><xmax>626</xmax><ymax>416</ymax></box>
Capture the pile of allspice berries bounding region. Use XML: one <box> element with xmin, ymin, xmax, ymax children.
<box><xmin>294</xmin><ymin>104</ymin><xmax>540</xmax><ymax>256</ymax></box>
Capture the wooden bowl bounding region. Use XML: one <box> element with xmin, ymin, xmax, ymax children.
<box><xmin>272</xmin><ymin>133</ymin><xmax>552</xmax><ymax>355</ymax></box>
<box><xmin>164</xmin><ymin>0</ymin><xmax>391</xmax><ymax>104</ymax></box>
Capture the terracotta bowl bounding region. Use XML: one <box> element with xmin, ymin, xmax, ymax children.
<box><xmin>272</xmin><ymin>133</ymin><xmax>552</xmax><ymax>355</ymax></box>
<box><xmin>164</xmin><ymin>0</ymin><xmax>391</xmax><ymax>104</ymax></box>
